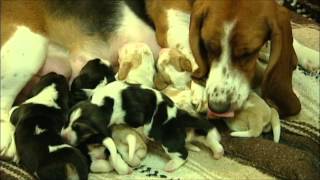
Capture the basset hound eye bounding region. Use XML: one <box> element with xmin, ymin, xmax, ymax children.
<box><xmin>233</xmin><ymin>48</ymin><xmax>260</xmax><ymax>62</ymax></box>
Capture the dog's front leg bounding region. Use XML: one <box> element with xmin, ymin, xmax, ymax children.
<box><xmin>165</xmin><ymin>10</ymin><xmax>199</xmax><ymax>72</ymax></box>
<box><xmin>1</xmin><ymin>26</ymin><xmax>48</xmax><ymax>158</ymax></box>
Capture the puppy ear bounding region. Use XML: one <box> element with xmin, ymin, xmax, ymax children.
<box><xmin>118</xmin><ymin>62</ymin><xmax>132</xmax><ymax>80</ymax></box>
<box><xmin>190</xmin><ymin>2</ymin><xmax>208</xmax><ymax>78</ymax></box>
<box><xmin>154</xmin><ymin>73</ymin><xmax>169</xmax><ymax>90</ymax></box>
<box><xmin>10</xmin><ymin>106</ymin><xmax>21</xmax><ymax>126</ymax></box>
<box><xmin>179</xmin><ymin>56</ymin><xmax>192</xmax><ymax>72</ymax></box>
<box><xmin>262</xmin><ymin>6</ymin><xmax>301</xmax><ymax>118</ymax></box>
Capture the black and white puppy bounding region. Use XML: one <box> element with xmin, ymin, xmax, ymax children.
<box><xmin>10</xmin><ymin>72</ymin><xmax>88</xmax><ymax>180</ymax></box>
<box><xmin>69</xmin><ymin>58</ymin><xmax>116</xmax><ymax>106</ymax></box>
<box><xmin>62</xmin><ymin>81</ymin><xmax>223</xmax><ymax>172</ymax></box>
<box><xmin>69</xmin><ymin>58</ymin><xmax>120</xmax><ymax>173</ymax></box>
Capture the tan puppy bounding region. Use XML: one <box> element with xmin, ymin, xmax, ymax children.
<box><xmin>226</xmin><ymin>92</ymin><xmax>281</xmax><ymax>143</ymax></box>
<box><xmin>117</xmin><ymin>42</ymin><xmax>156</xmax><ymax>87</ymax></box>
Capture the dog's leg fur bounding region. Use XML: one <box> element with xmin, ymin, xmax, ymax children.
<box><xmin>0</xmin><ymin>26</ymin><xmax>48</xmax><ymax>157</ymax></box>
<box><xmin>165</xmin><ymin>9</ymin><xmax>199</xmax><ymax>72</ymax></box>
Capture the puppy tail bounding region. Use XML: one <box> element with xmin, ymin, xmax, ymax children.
<box><xmin>270</xmin><ymin>108</ymin><xmax>281</xmax><ymax>143</ymax></box>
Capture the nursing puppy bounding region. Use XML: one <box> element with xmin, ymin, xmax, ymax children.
<box><xmin>117</xmin><ymin>42</ymin><xmax>156</xmax><ymax>87</ymax></box>
<box><xmin>226</xmin><ymin>92</ymin><xmax>281</xmax><ymax>143</ymax></box>
<box><xmin>70</xmin><ymin>58</ymin><xmax>116</xmax><ymax>107</ymax></box>
<box><xmin>154</xmin><ymin>48</ymin><xmax>207</xmax><ymax>115</ymax></box>
<box><xmin>70</xmin><ymin>58</ymin><xmax>147</xmax><ymax>172</ymax></box>
<box><xmin>62</xmin><ymin>81</ymin><xmax>223</xmax><ymax>172</ymax></box>
<box><xmin>10</xmin><ymin>72</ymin><xmax>88</xmax><ymax>180</ymax></box>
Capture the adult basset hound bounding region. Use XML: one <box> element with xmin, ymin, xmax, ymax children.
<box><xmin>187</xmin><ymin>0</ymin><xmax>301</xmax><ymax>118</ymax></box>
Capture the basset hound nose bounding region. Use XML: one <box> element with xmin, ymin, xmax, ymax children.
<box><xmin>208</xmin><ymin>101</ymin><xmax>231</xmax><ymax>113</ymax></box>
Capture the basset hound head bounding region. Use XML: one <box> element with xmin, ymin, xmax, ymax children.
<box><xmin>189</xmin><ymin>0</ymin><xmax>301</xmax><ymax>118</ymax></box>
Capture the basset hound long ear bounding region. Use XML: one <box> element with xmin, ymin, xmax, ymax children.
<box><xmin>262</xmin><ymin>6</ymin><xmax>301</xmax><ymax>118</ymax></box>
<box><xmin>189</xmin><ymin>2</ymin><xmax>208</xmax><ymax>79</ymax></box>
<box><xmin>118</xmin><ymin>62</ymin><xmax>132</xmax><ymax>80</ymax></box>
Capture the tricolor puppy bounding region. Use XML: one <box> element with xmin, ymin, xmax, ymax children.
<box><xmin>226</xmin><ymin>92</ymin><xmax>281</xmax><ymax>143</ymax></box>
<box><xmin>62</xmin><ymin>81</ymin><xmax>223</xmax><ymax>172</ymax></box>
<box><xmin>10</xmin><ymin>72</ymin><xmax>88</xmax><ymax>180</ymax></box>
<box><xmin>70</xmin><ymin>58</ymin><xmax>148</xmax><ymax>171</ymax></box>
<box><xmin>117</xmin><ymin>42</ymin><xmax>156</xmax><ymax>87</ymax></box>
<box><xmin>70</xmin><ymin>58</ymin><xmax>116</xmax><ymax>106</ymax></box>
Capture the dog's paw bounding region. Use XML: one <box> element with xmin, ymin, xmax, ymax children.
<box><xmin>163</xmin><ymin>158</ymin><xmax>186</xmax><ymax>172</ymax></box>
<box><xmin>212</xmin><ymin>144</ymin><xmax>224</xmax><ymax>160</ymax></box>
<box><xmin>185</xmin><ymin>143</ymin><xmax>201</xmax><ymax>152</ymax></box>
<box><xmin>90</xmin><ymin>159</ymin><xmax>113</xmax><ymax>173</ymax></box>
<box><xmin>0</xmin><ymin>121</ymin><xmax>18</xmax><ymax>162</ymax></box>
<box><xmin>191</xmin><ymin>81</ymin><xmax>207</xmax><ymax>113</ymax></box>
<box><xmin>206</xmin><ymin>128</ymin><xmax>224</xmax><ymax>159</ymax></box>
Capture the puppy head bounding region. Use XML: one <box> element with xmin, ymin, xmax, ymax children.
<box><xmin>30</xmin><ymin>72</ymin><xmax>69</xmax><ymax>111</ymax></box>
<box><xmin>62</xmin><ymin>102</ymin><xmax>100</xmax><ymax>146</ymax></box>
<box><xmin>117</xmin><ymin>43</ymin><xmax>156</xmax><ymax>86</ymax></box>
<box><xmin>155</xmin><ymin>48</ymin><xmax>192</xmax><ymax>90</ymax></box>
<box><xmin>190</xmin><ymin>0</ymin><xmax>300</xmax><ymax>117</ymax></box>
<box><xmin>62</xmin><ymin>98</ymin><xmax>114</xmax><ymax>146</ymax></box>
<box><xmin>70</xmin><ymin>59</ymin><xmax>115</xmax><ymax>105</ymax></box>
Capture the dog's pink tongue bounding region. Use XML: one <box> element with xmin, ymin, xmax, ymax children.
<box><xmin>207</xmin><ymin>109</ymin><xmax>235</xmax><ymax>118</ymax></box>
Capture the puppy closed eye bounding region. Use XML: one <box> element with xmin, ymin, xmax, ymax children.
<box><xmin>72</xmin><ymin>122</ymin><xmax>97</xmax><ymax>138</ymax></box>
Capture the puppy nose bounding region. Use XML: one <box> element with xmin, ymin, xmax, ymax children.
<box><xmin>208</xmin><ymin>101</ymin><xmax>230</xmax><ymax>113</ymax></box>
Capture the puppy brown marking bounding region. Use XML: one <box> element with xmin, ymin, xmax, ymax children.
<box><xmin>168</xmin><ymin>49</ymin><xmax>192</xmax><ymax>72</ymax></box>
<box><xmin>154</xmin><ymin>73</ymin><xmax>171</xmax><ymax>90</ymax></box>
<box><xmin>118</xmin><ymin>50</ymin><xmax>143</xmax><ymax>80</ymax></box>
<box><xmin>118</xmin><ymin>62</ymin><xmax>133</xmax><ymax>80</ymax></box>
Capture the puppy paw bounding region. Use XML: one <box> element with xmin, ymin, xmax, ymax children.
<box><xmin>191</xmin><ymin>82</ymin><xmax>207</xmax><ymax>113</ymax></box>
<box><xmin>212</xmin><ymin>145</ymin><xmax>224</xmax><ymax>160</ymax></box>
<box><xmin>90</xmin><ymin>159</ymin><xmax>113</xmax><ymax>173</ymax></box>
<box><xmin>206</xmin><ymin>128</ymin><xmax>224</xmax><ymax>159</ymax></box>
<box><xmin>163</xmin><ymin>158</ymin><xmax>186</xmax><ymax>172</ymax></box>
<box><xmin>186</xmin><ymin>143</ymin><xmax>201</xmax><ymax>152</ymax></box>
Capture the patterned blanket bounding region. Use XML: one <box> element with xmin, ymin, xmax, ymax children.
<box><xmin>1</xmin><ymin>3</ymin><xmax>319</xmax><ymax>180</ymax></box>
